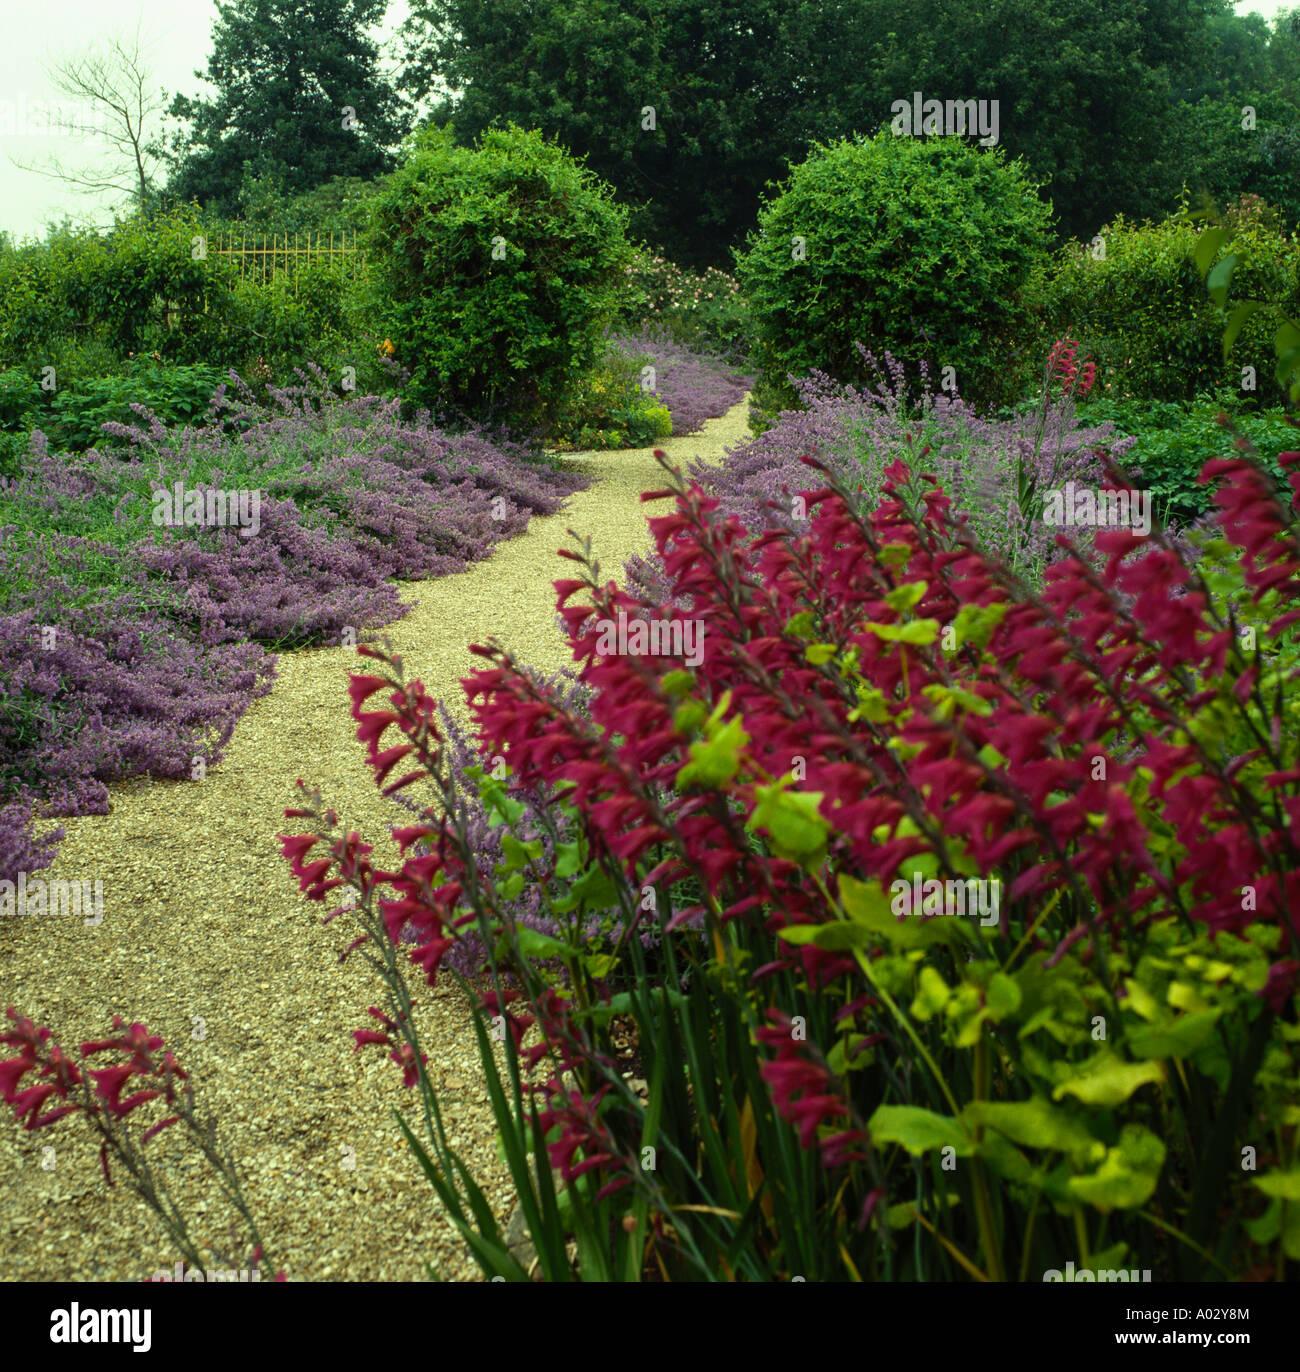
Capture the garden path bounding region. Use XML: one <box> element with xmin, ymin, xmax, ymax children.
<box><xmin>0</xmin><ymin>397</ymin><xmax>751</xmax><ymax>1283</ymax></box>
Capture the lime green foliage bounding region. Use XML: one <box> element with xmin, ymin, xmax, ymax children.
<box><xmin>365</xmin><ymin>124</ymin><xmax>633</xmax><ymax>431</ymax></box>
<box><xmin>736</xmin><ymin>131</ymin><xmax>1053</xmax><ymax>419</ymax></box>
<box><xmin>548</xmin><ymin>345</ymin><xmax>672</xmax><ymax>451</ymax></box>
<box><xmin>1045</xmin><ymin>196</ymin><xmax>1300</xmax><ymax>405</ymax></box>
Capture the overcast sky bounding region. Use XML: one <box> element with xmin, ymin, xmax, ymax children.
<box><xmin>0</xmin><ymin>0</ymin><xmax>415</xmax><ymax>244</ymax></box>
<box><xmin>0</xmin><ymin>0</ymin><xmax>1294</xmax><ymax>245</ymax></box>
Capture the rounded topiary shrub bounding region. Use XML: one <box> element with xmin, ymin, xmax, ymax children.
<box><xmin>365</xmin><ymin>124</ymin><xmax>633</xmax><ymax>431</ymax></box>
<box><xmin>1045</xmin><ymin>196</ymin><xmax>1300</xmax><ymax>405</ymax></box>
<box><xmin>736</xmin><ymin>131</ymin><xmax>1053</xmax><ymax>420</ymax></box>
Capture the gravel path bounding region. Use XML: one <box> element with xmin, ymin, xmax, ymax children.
<box><xmin>0</xmin><ymin>397</ymin><xmax>752</xmax><ymax>1283</ymax></box>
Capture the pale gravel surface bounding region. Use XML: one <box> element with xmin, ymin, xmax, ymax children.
<box><xmin>0</xmin><ymin>397</ymin><xmax>751</xmax><ymax>1283</ymax></box>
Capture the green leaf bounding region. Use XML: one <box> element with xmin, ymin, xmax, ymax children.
<box><xmin>809</xmin><ymin>922</ymin><xmax>872</xmax><ymax>951</ymax></box>
<box><xmin>1253</xmin><ymin>1167</ymin><xmax>1300</xmax><ymax>1202</ymax></box>
<box><xmin>975</xmin><ymin>743</ymin><xmax>1007</xmax><ymax>769</ymax></box>
<box><xmin>962</xmin><ymin>1097</ymin><xmax>1100</xmax><ymax>1163</ymax></box>
<box><xmin>984</xmin><ymin>971</ymin><xmax>1022</xmax><ymax>1021</ymax></box>
<box><xmin>1222</xmin><ymin>300</ymin><xmax>1262</xmax><ymax>359</ymax></box>
<box><xmin>885</xmin><ymin>580</ymin><xmax>928</xmax><ymax>613</ymax></box>
<box><xmin>499</xmin><ymin>872</ymin><xmax>525</xmax><ymax>901</ymax></box>
<box><xmin>838</xmin><ymin>872</ymin><xmax>959</xmax><ymax>949</ymax></box>
<box><xmin>867</xmin><ymin>618</ymin><xmax>941</xmax><ymax>646</ymax></box>
<box><xmin>676</xmin><ymin>713</ymin><xmax>749</xmax><ymax>789</ymax></box>
<box><xmin>1052</xmin><ymin>1053</ymin><xmax>1165</xmax><ymax>1108</ymax></box>
<box><xmin>805</xmin><ymin>642</ymin><xmax>838</xmax><ymax>665</ymax></box>
<box><xmin>568</xmin><ymin>862</ymin><xmax>617</xmax><ymax>909</ymax></box>
<box><xmin>748</xmin><ymin>784</ymin><xmax>829</xmax><ymax>863</ymax></box>
<box><xmin>949</xmin><ymin>602</ymin><xmax>1008</xmax><ymax>651</ymax></box>
<box><xmin>921</xmin><ymin>683</ymin><xmax>992</xmax><ymax>720</ymax></box>
<box><xmin>868</xmin><ymin>1105</ymin><xmax>973</xmax><ymax>1157</ymax></box>
<box><xmin>500</xmin><ymin>834</ymin><xmax>544</xmax><ymax>870</ymax></box>
<box><xmin>659</xmin><ymin>669</ymin><xmax>695</xmax><ymax>697</ymax></box>
<box><xmin>673</xmin><ymin>700</ymin><xmax>707</xmax><ymax>734</ymax></box>
<box><xmin>910</xmin><ymin>965</ymin><xmax>952</xmax><ymax>1020</ymax></box>
<box><xmin>554</xmin><ymin>840</ymin><xmax>583</xmax><ymax>879</ymax></box>
<box><xmin>516</xmin><ymin>927</ymin><xmax>566</xmax><ymax>960</ymax></box>
<box><xmin>1193</xmin><ymin>225</ymin><xmax>1230</xmax><ymax>280</ymax></box>
<box><xmin>827</xmin><ymin>1033</ymin><xmax>874</xmax><ymax>1075</ymax></box>
<box><xmin>1067</xmin><ymin>1125</ymin><xmax>1166</xmax><ymax>1212</ymax></box>
<box><xmin>884</xmin><ymin>1193</ymin><xmax>960</xmax><ymax>1229</ymax></box>
<box><xmin>1205</xmin><ymin>253</ymin><xmax>1237</xmax><ymax>308</ymax></box>
<box><xmin>1275</xmin><ymin>344</ymin><xmax>1300</xmax><ymax>391</ymax></box>
<box><xmin>1243</xmin><ymin>1198</ymin><xmax>1282</xmax><ymax>1244</ymax></box>
<box><xmin>1126</xmin><ymin>1011</ymin><xmax>1220</xmax><ymax>1061</ymax></box>
<box><xmin>1275</xmin><ymin>320</ymin><xmax>1300</xmax><ymax>357</ymax></box>
<box><xmin>849</xmin><ymin>685</ymin><xmax>893</xmax><ymax>724</ymax></box>
<box><xmin>1121</xmin><ymin>977</ymin><xmax>1160</xmax><ymax>1022</ymax></box>
<box><xmin>877</xmin><ymin>542</ymin><xmax>911</xmax><ymax>570</ymax></box>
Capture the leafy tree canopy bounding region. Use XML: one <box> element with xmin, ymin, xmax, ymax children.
<box><xmin>160</xmin><ymin>0</ymin><xmax>412</xmax><ymax>217</ymax></box>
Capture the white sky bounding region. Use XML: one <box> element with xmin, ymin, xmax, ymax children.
<box><xmin>0</xmin><ymin>0</ymin><xmax>1294</xmax><ymax>245</ymax></box>
<box><xmin>0</xmin><ymin>0</ymin><xmax>415</xmax><ymax>244</ymax></box>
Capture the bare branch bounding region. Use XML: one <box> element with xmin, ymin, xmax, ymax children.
<box><xmin>18</xmin><ymin>16</ymin><xmax>169</xmax><ymax>216</ymax></box>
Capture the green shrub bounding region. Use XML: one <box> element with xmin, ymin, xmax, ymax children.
<box><xmin>736</xmin><ymin>132</ymin><xmax>1054</xmax><ymax>421</ymax></box>
<box><xmin>1077</xmin><ymin>392</ymin><xmax>1300</xmax><ymax>528</ymax></box>
<box><xmin>223</xmin><ymin>260</ymin><xmax>357</xmax><ymax>370</ymax></box>
<box><xmin>0</xmin><ymin>370</ymin><xmax>39</xmax><ymax>431</ymax></box>
<box><xmin>0</xmin><ymin>208</ymin><xmax>238</xmax><ymax>374</ymax></box>
<box><xmin>365</xmin><ymin>124</ymin><xmax>633</xmax><ymax>431</ymax></box>
<box><xmin>548</xmin><ymin>346</ymin><xmax>673</xmax><ymax>451</ymax></box>
<box><xmin>1044</xmin><ymin>195</ymin><xmax>1300</xmax><ymax>405</ymax></box>
<box><xmin>24</xmin><ymin>362</ymin><xmax>229</xmax><ymax>454</ymax></box>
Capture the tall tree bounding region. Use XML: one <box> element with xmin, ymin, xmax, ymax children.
<box><xmin>161</xmin><ymin>0</ymin><xmax>411</xmax><ymax>217</ymax></box>
<box><xmin>847</xmin><ymin>0</ymin><xmax>1226</xmax><ymax>242</ymax></box>
<box><xmin>399</xmin><ymin>0</ymin><xmax>878</xmax><ymax>267</ymax></box>
<box><xmin>401</xmin><ymin>0</ymin><xmax>1235</xmax><ymax>264</ymax></box>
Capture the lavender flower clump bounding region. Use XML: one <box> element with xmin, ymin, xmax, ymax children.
<box><xmin>609</xmin><ymin>327</ymin><xmax>752</xmax><ymax>436</ymax></box>
<box><xmin>0</xmin><ymin>801</ymin><xmax>63</xmax><ymax>883</ymax></box>
<box><xmin>663</xmin><ymin>348</ymin><xmax>1134</xmax><ymax>582</ymax></box>
<box><xmin>0</xmin><ymin>365</ymin><xmax>591</xmax><ymax>882</ymax></box>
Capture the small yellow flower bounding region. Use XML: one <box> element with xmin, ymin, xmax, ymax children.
<box><xmin>378</xmin><ymin>338</ymin><xmax>395</xmax><ymax>357</ymax></box>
